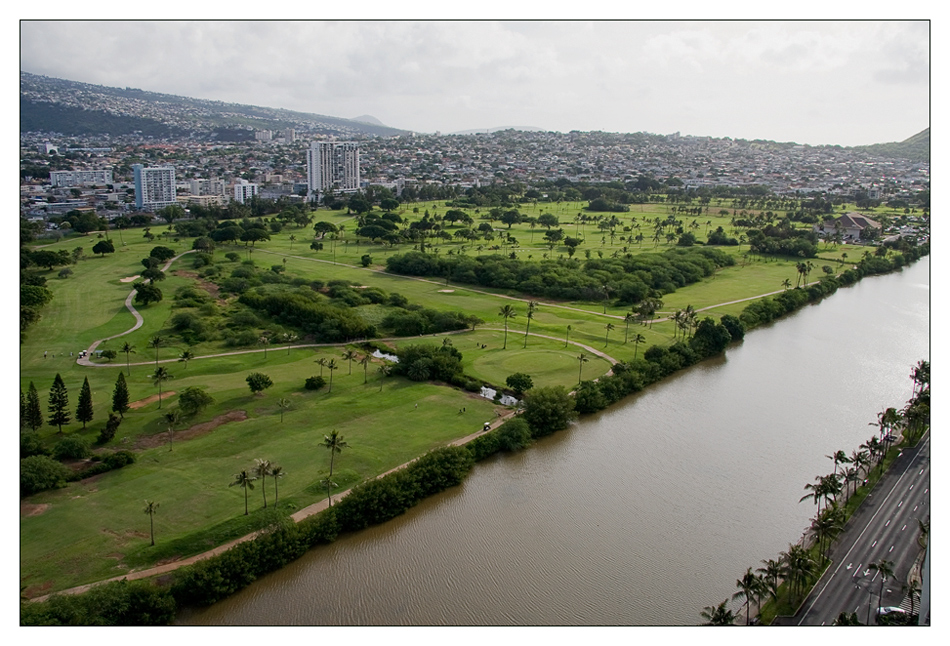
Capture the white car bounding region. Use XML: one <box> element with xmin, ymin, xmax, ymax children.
<box><xmin>876</xmin><ymin>606</ymin><xmax>906</xmax><ymax>618</ymax></box>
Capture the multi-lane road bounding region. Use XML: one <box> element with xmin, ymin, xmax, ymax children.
<box><xmin>784</xmin><ymin>434</ymin><xmax>930</xmax><ymax>625</ymax></box>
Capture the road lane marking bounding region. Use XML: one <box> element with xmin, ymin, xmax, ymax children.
<box><xmin>872</xmin><ymin>541</ymin><xmax>877</xmax><ymax>547</ymax></box>
<box><xmin>898</xmin><ymin>500</ymin><xmax>903</xmax><ymax>507</ymax></box>
<box><xmin>889</xmin><ymin>546</ymin><xmax>895</xmax><ymax>553</ymax></box>
<box><xmin>902</xmin><ymin>524</ymin><xmax>907</xmax><ymax>531</ymax></box>
<box><xmin>920</xmin><ymin>469</ymin><xmax>924</xmax><ymax>475</ymax></box>
<box><xmin>910</xmin><ymin>484</ymin><xmax>914</xmax><ymax>490</ymax></box>
<box><xmin>914</xmin><ymin>505</ymin><xmax>919</xmax><ymax>511</ymax></box>
<box><xmin>885</xmin><ymin>520</ymin><xmax>891</xmax><ymax>527</ymax></box>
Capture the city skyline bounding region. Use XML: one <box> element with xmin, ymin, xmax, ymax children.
<box><xmin>20</xmin><ymin>20</ymin><xmax>930</xmax><ymax>147</ymax></box>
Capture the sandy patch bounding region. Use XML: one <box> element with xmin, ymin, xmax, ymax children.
<box><xmin>21</xmin><ymin>503</ymin><xmax>50</xmax><ymax>517</ymax></box>
<box><xmin>21</xmin><ymin>581</ymin><xmax>54</xmax><ymax>599</ymax></box>
<box><xmin>120</xmin><ymin>275</ymin><xmax>140</xmax><ymax>283</ymax></box>
<box><xmin>134</xmin><ymin>410</ymin><xmax>248</xmax><ymax>449</ymax></box>
<box><xmin>128</xmin><ymin>392</ymin><xmax>177</xmax><ymax>410</ymax></box>
<box><xmin>438</xmin><ymin>289</ymin><xmax>455</xmax><ymax>293</ymax></box>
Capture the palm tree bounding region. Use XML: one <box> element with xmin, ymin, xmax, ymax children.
<box><xmin>143</xmin><ymin>500</ymin><xmax>159</xmax><ymax>546</ymax></box>
<box><xmin>259</xmin><ymin>334</ymin><xmax>270</xmax><ymax>358</ymax></box>
<box><xmin>869</xmin><ymin>560</ymin><xmax>895</xmax><ymax>622</ymax></box>
<box><xmin>810</xmin><ymin>504</ymin><xmax>844</xmax><ymax>565</ymax></box>
<box><xmin>904</xmin><ymin>579</ymin><xmax>921</xmax><ymax>617</ymax></box>
<box><xmin>342</xmin><ymin>349</ymin><xmax>358</xmax><ymax>375</ymax></box>
<box><xmin>150</xmin><ymin>366</ymin><xmax>173</xmax><ymax>409</ymax></box>
<box><xmin>631</xmin><ymin>333</ymin><xmax>646</xmax><ymax>360</ymax></box>
<box><xmin>376</xmin><ymin>364</ymin><xmax>391</xmax><ymax>392</ymax></box>
<box><xmin>288</xmin><ymin>234</ymin><xmax>296</xmax><ymax>251</ymax></box>
<box><xmin>270</xmin><ymin>465</ymin><xmax>285</xmax><ymax>507</ymax></box>
<box><xmin>121</xmin><ymin>342</ymin><xmax>136</xmax><ymax>376</ymax></box>
<box><xmin>910</xmin><ymin>360</ymin><xmax>929</xmax><ymax>397</ymax></box>
<box><xmin>178</xmin><ymin>350</ymin><xmax>194</xmax><ymax>369</ymax></box>
<box><xmin>523</xmin><ymin>301</ymin><xmax>538</xmax><ymax>348</ymax></box>
<box><xmin>164</xmin><ymin>407</ymin><xmax>181</xmax><ymax>451</ymax></box>
<box><xmin>780</xmin><ymin>544</ymin><xmax>814</xmax><ymax>602</ymax></box>
<box><xmin>322</xmin><ymin>430</ymin><xmax>349</xmax><ymax>507</ymax></box>
<box><xmin>283</xmin><ymin>332</ymin><xmax>299</xmax><ymax>355</ymax></box>
<box><xmin>732</xmin><ymin>567</ymin><xmax>765</xmax><ymax>625</ymax></box>
<box><xmin>229</xmin><ymin>470</ymin><xmax>257</xmax><ymax>515</ymax></box>
<box><xmin>623</xmin><ymin>312</ymin><xmax>636</xmax><ymax>343</ymax></box>
<box><xmin>254</xmin><ymin>458</ymin><xmax>271</xmax><ymax>509</ymax></box>
<box><xmin>576</xmin><ymin>352</ymin><xmax>589</xmax><ymax>385</ymax></box>
<box><xmin>756</xmin><ymin>558</ymin><xmax>784</xmax><ymax>603</ymax></box>
<box><xmin>359</xmin><ymin>354</ymin><xmax>371</xmax><ymax>384</ymax></box>
<box><xmin>498</xmin><ymin>304</ymin><xmax>517</xmax><ymax>350</ymax></box>
<box><xmin>842</xmin><ymin>465</ymin><xmax>861</xmax><ymax>502</ymax></box>
<box><xmin>276</xmin><ymin>397</ymin><xmax>291</xmax><ymax>422</ymax></box>
<box><xmin>148</xmin><ymin>335</ymin><xmax>164</xmax><ymax>365</ymax></box>
<box><xmin>604</xmin><ymin>322</ymin><xmax>615</xmax><ymax>347</ymax></box>
<box><xmin>781</xmin><ymin>278</ymin><xmax>792</xmax><ymax>291</ymax></box>
<box><xmin>826</xmin><ymin>449</ymin><xmax>849</xmax><ymax>477</ymax></box>
<box><xmin>326</xmin><ymin>359</ymin><xmax>338</xmax><ymax>393</ymax></box>
<box><xmin>316</xmin><ymin>357</ymin><xmax>327</xmax><ymax>377</ymax></box>
<box><xmin>564</xmin><ymin>324</ymin><xmax>572</xmax><ymax>347</ymax></box>
<box><xmin>699</xmin><ymin>599</ymin><xmax>736</xmax><ymax>625</ymax></box>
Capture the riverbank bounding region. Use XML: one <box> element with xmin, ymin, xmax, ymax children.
<box><xmin>22</xmin><ymin>251</ymin><xmax>928</xmax><ymax>624</ymax></box>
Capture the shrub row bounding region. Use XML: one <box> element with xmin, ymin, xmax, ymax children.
<box><xmin>20</xmin><ymin>579</ymin><xmax>177</xmax><ymax>626</ymax></box>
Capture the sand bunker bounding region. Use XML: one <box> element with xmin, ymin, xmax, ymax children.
<box><xmin>438</xmin><ymin>289</ymin><xmax>455</xmax><ymax>293</ymax></box>
<box><xmin>119</xmin><ymin>275</ymin><xmax>140</xmax><ymax>283</ymax></box>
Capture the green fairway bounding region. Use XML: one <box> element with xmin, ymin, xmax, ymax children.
<box><xmin>20</xmin><ymin>199</ymin><xmax>849</xmax><ymax>596</ymax></box>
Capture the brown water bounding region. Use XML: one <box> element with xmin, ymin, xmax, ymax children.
<box><xmin>179</xmin><ymin>257</ymin><xmax>929</xmax><ymax>625</ymax></box>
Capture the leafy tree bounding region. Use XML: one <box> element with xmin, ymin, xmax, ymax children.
<box><xmin>47</xmin><ymin>373</ymin><xmax>70</xmax><ymax>433</ymax></box>
<box><xmin>322</xmin><ymin>430</ymin><xmax>349</xmax><ymax>506</ymax></box>
<box><xmin>52</xmin><ymin>435</ymin><xmax>91</xmax><ymax>460</ymax></box>
<box><xmin>76</xmin><ymin>376</ymin><xmax>94</xmax><ymax>429</ymax></box>
<box><xmin>521</xmin><ymin>386</ymin><xmax>577</xmax><ymax>438</ymax></box>
<box><xmin>229</xmin><ymin>470</ymin><xmax>256</xmax><ymax>515</ymax></box>
<box><xmin>21</xmin><ymin>431</ymin><xmax>47</xmax><ymax>458</ymax></box>
<box><xmin>178</xmin><ymin>386</ymin><xmax>214</xmax><ymax>416</ymax></box>
<box><xmin>25</xmin><ymin>381</ymin><xmax>43</xmax><ymax>431</ymax></box>
<box><xmin>144</xmin><ymin>501</ymin><xmax>159</xmax><ymax>546</ymax></box>
<box><xmin>150</xmin><ymin>366</ymin><xmax>173</xmax><ymax>409</ymax></box>
<box><xmin>100</xmin><ymin>349</ymin><xmax>117</xmax><ymax>361</ymax></box>
<box><xmin>134</xmin><ymin>283</ymin><xmax>164</xmax><ymax>307</ymax></box>
<box><xmin>498</xmin><ymin>304</ymin><xmax>517</xmax><ymax>350</ymax></box>
<box><xmin>98</xmin><ymin>412</ymin><xmax>121</xmax><ymax>445</ymax></box>
<box><xmin>92</xmin><ymin>239</ymin><xmax>115</xmax><ymax>257</ymax></box>
<box><xmin>21</xmin><ymin>455</ymin><xmax>71</xmax><ymax>496</ymax></box>
<box><xmin>505</xmin><ymin>373</ymin><xmax>534</xmax><ymax>397</ymax></box>
<box><xmin>246</xmin><ymin>372</ymin><xmax>273</xmax><ymax>395</ymax></box>
<box><xmin>112</xmin><ymin>372</ymin><xmax>130</xmax><ymax>417</ymax></box>
<box><xmin>149</xmin><ymin>246</ymin><xmax>176</xmax><ymax>262</ymax></box>
<box><xmin>305</xmin><ymin>375</ymin><xmax>327</xmax><ymax>391</ymax></box>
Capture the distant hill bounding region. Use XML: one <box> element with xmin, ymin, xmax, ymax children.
<box><xmin>450</xmin><ymin>126</ymin><xmax>545</xmax><ymax>135</ymax></box>
<box><xmin>853</xmin><ymin>128</ymin><xmax>930</xmax><ymax>162</ymax></box>
<box><xmin>19</xmin><ymin>71</ymin><xmax>410</xmax><ymax>140</ymax></box>
<box><xmin>350</xmin><ymin>114</ymin><xmax>386</xmax><ymax>126</ymax></box>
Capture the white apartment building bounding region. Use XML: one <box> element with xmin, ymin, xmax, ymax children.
<box><xmin>49</xmin><ymin>169</ymin><xmax>114</xmax><ymax>187</ymax></box>
<box><xmin>306</xmin><ymin>141</ymin><xmax>360</xmax><ymax>197</ymax></box>
<box><xmin>133</xmin><ymin>164</ymin><xmax>178</xmax><ymax>211</ymax></box>
<box><xmin>233</xmin><ymin>179</ymin><xmax>259</xmax><ymax>204</ymax></box>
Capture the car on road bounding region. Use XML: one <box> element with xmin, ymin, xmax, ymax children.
<box><xmin>875</xmin><ymin>606</ymin><xmax>906</xmax><ymax>618</ymax></box>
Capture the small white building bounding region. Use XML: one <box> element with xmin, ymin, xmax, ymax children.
<box><xmin>233</xmin><ymin>179</ymin><xmax>259</xmax><ymax>204</ymax></box>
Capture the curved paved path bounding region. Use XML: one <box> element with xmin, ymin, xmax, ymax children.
<box><xmin>76</xmin><ymin>251</ymin><xmax>193</xmax><ymax>366</ymax></box>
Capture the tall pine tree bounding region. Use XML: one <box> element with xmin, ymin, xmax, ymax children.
<box><xmin>112</xmin><ymin>372</ymin><xmax>130</xmax><ymax>418</ymax></box>
<box><xmin>47</xmin><ymin>373</ymin><xmax>70</xmax><ymax>433</ymax></box>
<box><xmin>25</xmin><ymin>382</ymin><xmax>44</xmax><ymax>431</ymax></box>
<box><xmin>76</xmin><ymin>376</ymin><xmax>94</xmax><ymax>429</ymax></box>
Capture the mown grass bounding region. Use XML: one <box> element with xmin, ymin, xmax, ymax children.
<box><xmin>20</xmin><ymin>199</ymin><xmax>842</xmax><ymax>595</ymax></box>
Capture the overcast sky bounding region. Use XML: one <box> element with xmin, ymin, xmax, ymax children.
<box><xmin>20</xmin><ymin>20</ymin><xmax>930</xmax><ymax>146</ymax></box>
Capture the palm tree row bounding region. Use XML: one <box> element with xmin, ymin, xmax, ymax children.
<box><xmin>229</xmin><ymin>459</ymin><xmax>286</xmax><ymax>515</ymax></box>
